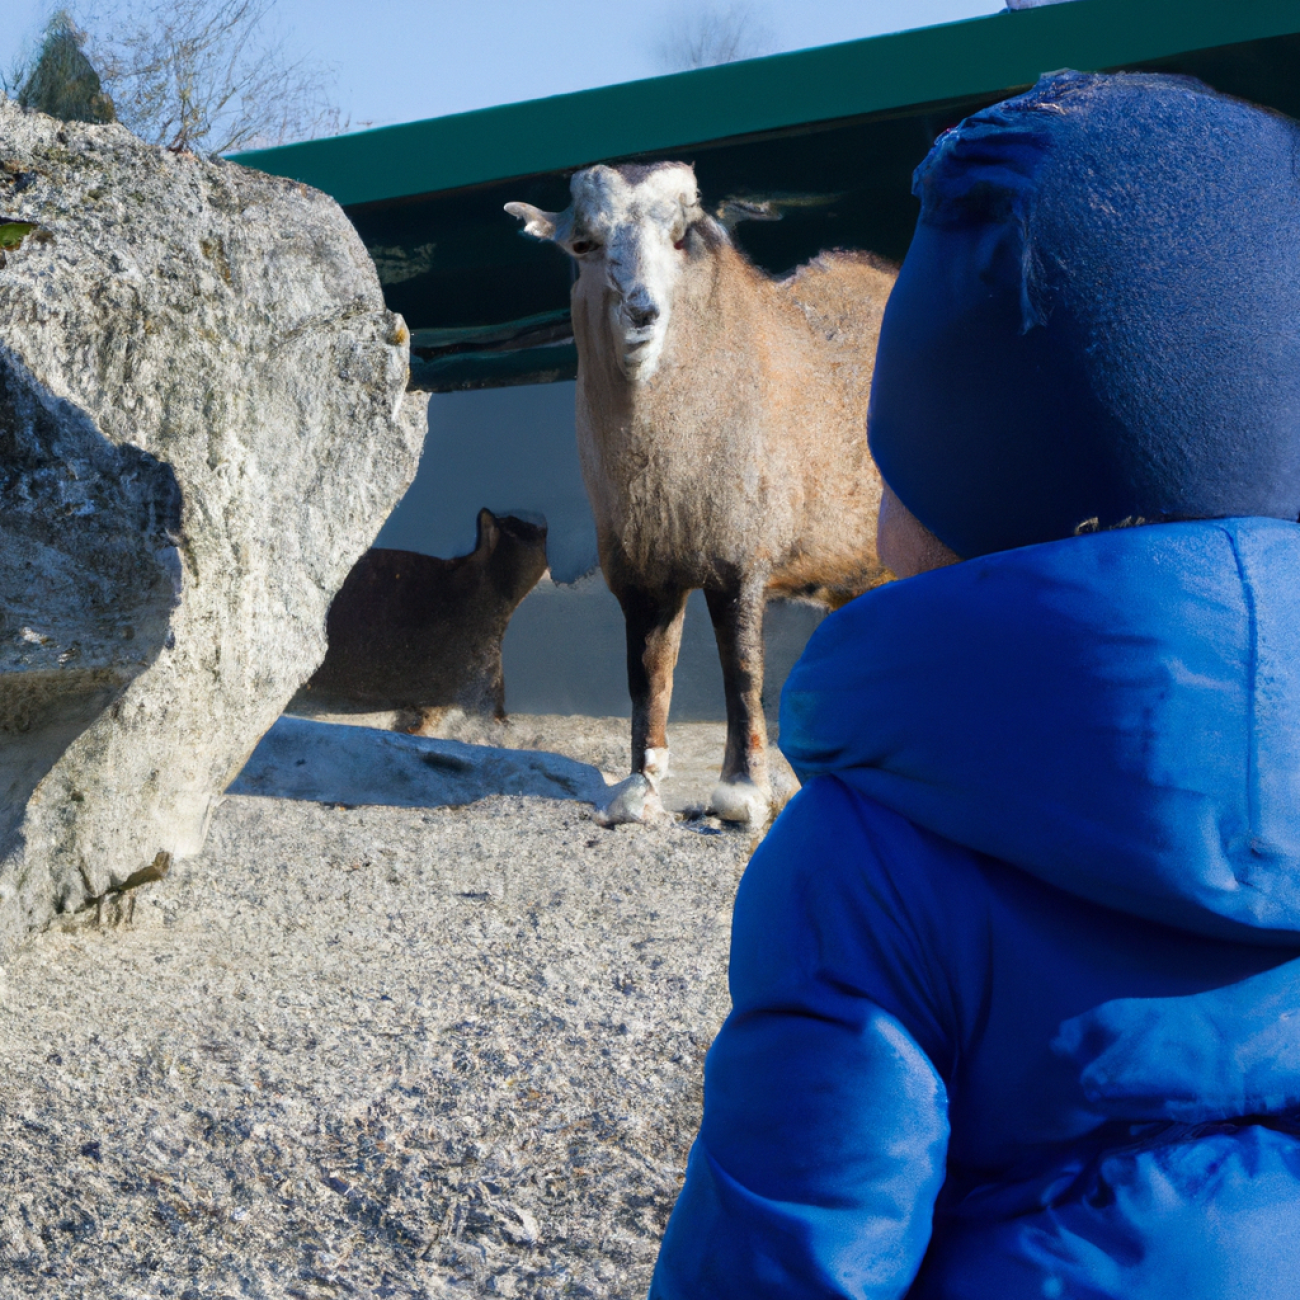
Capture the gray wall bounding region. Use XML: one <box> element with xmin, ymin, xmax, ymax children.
<box><xmin>376</xmin><ymin>383</ymin><xmax>597</xmax><ymax>583</ymax></box>
<box><xmin>375</xmin><ymin>383</ymin><xmax>825</xmax><ymax>721</ymax></box>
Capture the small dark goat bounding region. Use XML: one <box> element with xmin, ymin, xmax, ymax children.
<box><xmin>305</xmin><ymin>509</ymin><xmax>548</xmax><ymax>724</ymax></box>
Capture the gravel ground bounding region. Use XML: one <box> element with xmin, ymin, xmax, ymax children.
<box><xmin>0</xmin><ymin>781</ymin><xmax>755</xmax><ymax>1298</ymax></box>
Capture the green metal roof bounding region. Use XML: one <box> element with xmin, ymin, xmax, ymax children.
<box><xmin>239</xmin><ymin>0</ymin><xmax>1300</xmax><ymax>206</ymax></box>
<box><xmin>236</xmin><ymin>0</ymin><xmax>1300</xmax><ymax>390</ymax></box>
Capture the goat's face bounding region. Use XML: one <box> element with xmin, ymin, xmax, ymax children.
<box><xmin>507</xmin><ymin>163</ymin><xmax>704</xmax><ymax>381</ymax></box>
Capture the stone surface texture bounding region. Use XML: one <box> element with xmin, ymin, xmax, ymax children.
<box><xmin>0</xmin><ymin>789</ymin><xmax>749</xmax><ymax>1297</ymax></box>
<box><xmin>0</xmin><ymin>98</ymin><xmax>425</xmax><ymax>951</ymax></box>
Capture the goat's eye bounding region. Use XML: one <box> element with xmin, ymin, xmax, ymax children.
<box><xmin>570</xmin><ymin>239</ymin><xmax>597</xmax><ymax>256</ymax></box>
<box><xmin>674</xmin><ymin>237</ymin><xmax>687</xmax><ymax>251</ymax></box>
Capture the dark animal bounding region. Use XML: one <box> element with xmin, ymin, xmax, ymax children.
<box><xmin>305</xmin><ymin>509</ymin><xmax>548</xmax><ymax>724</ymax></box>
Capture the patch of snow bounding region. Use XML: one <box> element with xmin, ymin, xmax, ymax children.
<box><xmin>229</xmin><ymin>715</ymin><xmax>608</xmax><ymax>810</ymax></box>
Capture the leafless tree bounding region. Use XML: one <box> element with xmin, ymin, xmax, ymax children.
<box><xmin>655</xmin><ymin>3</ymin><xmax>775</xmax><ymax>73</ymax></box>
<box><xmin>76</xmin><ymin>0</ymin><xmax>342</xmax><ymax>154</ymax></box>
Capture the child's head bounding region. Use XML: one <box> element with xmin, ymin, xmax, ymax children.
<box><xmin>868</xmin><ymin>71</ymin><xmax>1300</xmax><ymax>561</ymax></box>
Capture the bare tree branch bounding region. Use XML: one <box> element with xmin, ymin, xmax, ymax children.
<box><xmin>83</xmin><ymin>0</ymin><xmax>343</xmax><ymax>155</ymax></box>
<box><xmin>655</xmin><ymin>3</ymin><xmax>775</xmax><ymax>73</ymax></box>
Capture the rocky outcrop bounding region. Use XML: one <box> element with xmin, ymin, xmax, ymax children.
<box><xmin>0</xmin><ymin>98</ymin><xmax>426</xmax><ymax>952</ymax></box>
<box><xmin>300</xmin><ymin>509</ymin><xmax>548</xmax><ymax>725</ymax></box>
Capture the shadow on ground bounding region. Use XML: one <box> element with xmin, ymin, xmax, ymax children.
<box><xmin>228</xmin><ymin>715</ymin><xmax>608</xmax><ymax>809</ymax></box>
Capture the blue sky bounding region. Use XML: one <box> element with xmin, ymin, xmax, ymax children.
<box><xmin>3</xmin><ymin>1</ymin><xmax>1003</xmax><ymax>133</ymax></box>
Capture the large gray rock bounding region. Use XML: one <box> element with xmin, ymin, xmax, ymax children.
<box><xmin>0</xmin><ymin>98</ymin><xmax>426</xmax><ymax>952</ymax></box>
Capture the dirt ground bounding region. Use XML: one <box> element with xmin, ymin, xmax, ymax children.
<box><xmin>0</xmin><ymin>717</ymin><xmax>761</xmax><ymax>1299</ymax></box>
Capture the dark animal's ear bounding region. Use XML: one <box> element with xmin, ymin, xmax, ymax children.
<box><xmin>475</xmin><ymin>508</ymin><xmax>500</xmax><ymax>554</ymax></box>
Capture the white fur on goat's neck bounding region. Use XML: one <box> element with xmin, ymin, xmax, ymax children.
<box><xmin>507</xmin><ymin>163</ymin><xmax>704</xmax><ymax>381</ymax></box>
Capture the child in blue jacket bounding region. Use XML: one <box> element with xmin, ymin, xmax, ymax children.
<box><xmin>651</xmin><ymin>71</ymin><xmax>1300</xmax><ymax>1298</ymax></box>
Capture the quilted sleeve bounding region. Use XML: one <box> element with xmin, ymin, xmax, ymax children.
<box><xmin>649</xmin><ymin>778</ymin><xmax>955</xmax><ymax>1299</ymax></box>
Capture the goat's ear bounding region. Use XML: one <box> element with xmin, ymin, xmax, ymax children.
<box><xmin>680</xmin><ymin>193</ymin><xmax>704</xmax><ymax>221</ymax></box>
<box><xmin>505</xmin><ymin>202</ymin><xmax>560</xmax><ymax>242</ymax></box>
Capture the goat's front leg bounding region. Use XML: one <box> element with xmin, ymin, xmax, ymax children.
<box><xmin>597</xmin><ymin>580</ymin><xmax>689</xmax><ymax>824</ymax></box>
<box><xmin>621</xmin><ymin>583</ymin><xmax>690</xmax><ymax>786</ymax></box>
<box><xmin>705</xmin><ymin>574</ymin><xmax>772</xmax><ymax>825</ymax></box>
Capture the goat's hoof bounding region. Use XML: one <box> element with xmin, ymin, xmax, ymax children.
<box><xmin>595</xmin><ymin>773</ymin><xmax>664</xmax><ymax>826</ymax></box>
<box><xmin>710</xmin><ymin>778</ymin><xmax>772</xmax><ymax>826</ymax></box>
<box><xmin>643</xmin><ymin>747</ymin><xmax>670</xmax><ymax>786</ymax></box>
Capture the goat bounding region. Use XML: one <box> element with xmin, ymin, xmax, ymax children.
<box><xmin>304</xmin><ymin>508</ymin><xmax>548</xmax><ymax>727</ymax></box>
<box><xmin>507</xmin><ymin>163</ymin><xmax>895</xmax><ymax>824</ymax></box>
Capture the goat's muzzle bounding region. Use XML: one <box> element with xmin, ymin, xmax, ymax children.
<box><xmin>624</xmin><ymin>301</ymin><xmax>659</xmax><ymax>330</ymax></box>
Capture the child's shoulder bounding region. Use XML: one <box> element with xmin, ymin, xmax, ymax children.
<box><xmin>731</xmin><ymin>775</ymin><xmax>998</xmax><ymax>1077</ymax></box>
<box><xmin>744</xmin><ymin>774</ymin><xmax>994</xmax><ymax>935</ymax></box>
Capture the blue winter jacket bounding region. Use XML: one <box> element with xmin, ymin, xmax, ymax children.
<box><xmin>650</xmin><ymin>518</ymin><xmax>1300</xmax><ymax>1298</ymax></box>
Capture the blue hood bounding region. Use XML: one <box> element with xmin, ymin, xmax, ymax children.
<box><xmin>867</xmin><ymin>72</ymin><xmax>1300</xmax><ymax>560</ymax></box>
<box><xmin>781</xmin><ymin>518</ymin><xmax>1300</xmax><ymax>945</ymax></box>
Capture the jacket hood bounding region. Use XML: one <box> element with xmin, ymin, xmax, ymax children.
<box><xmin>780</xmin><ymin>518</ymin><xmax>1300</xmax><ymax>945</ymax></box>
